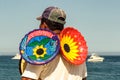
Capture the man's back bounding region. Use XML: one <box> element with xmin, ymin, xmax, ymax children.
<box><xmin>22</xmin><ymin>54</ymin><xmax>87</xmax><ymax>80</ymax></box>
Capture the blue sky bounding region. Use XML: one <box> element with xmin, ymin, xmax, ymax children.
<box><xmin>0</xmin><ymin>0</ymin><xmax>120</xmax><ymax>55</ymax></box>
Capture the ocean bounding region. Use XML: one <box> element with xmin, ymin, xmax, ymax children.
<box><xmin>0</xmin><ymin>55</ymin><xmax>120</xmax><ymax>80</ymax></box>
<box><xmin>87</xmin><ymin>56</ymin><xmax>120</xmax><ymax>80</ymax></box>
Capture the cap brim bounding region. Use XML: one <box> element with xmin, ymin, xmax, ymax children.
<box><xmin>36</xmin><ymin>16</ymin><xmax>42</xmax><ymax>20</ymax></box>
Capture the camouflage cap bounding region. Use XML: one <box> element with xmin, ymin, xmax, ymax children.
<box><xmin>36</xmin><ymin>6</ymin><xmax>66</xmax><ymax>25</ymax></box>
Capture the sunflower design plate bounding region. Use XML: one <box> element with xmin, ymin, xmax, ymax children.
<box><xmin>60</xmin><ymin>27</ymin><xmax>88</xmax><ymax>65</ymax></box>
<box><xmin>19</xmin><ymin>29</ymin><xmax>60</xmax><ymax>65</ymax></box>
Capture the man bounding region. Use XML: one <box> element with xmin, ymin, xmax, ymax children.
<box><xmin>21</xmin><ymin>6</ymin><xmax>87</xmax><ymax>80</ymax></box>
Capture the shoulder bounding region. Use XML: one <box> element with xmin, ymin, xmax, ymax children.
<box><xmin>22</xmin><ymin>63</ymin><xmax>45</xmax><ymax>79</ymax></box>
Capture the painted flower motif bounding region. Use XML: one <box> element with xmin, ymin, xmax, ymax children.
<box><xmin>33</xmin><ymin>45</ymin><xmax>47</xmax><ymax>59</ymax></box>
<box><xmin>61</xmin><ymin>35</ymin><xmax>79</xmax><ymax>61</ymax></box>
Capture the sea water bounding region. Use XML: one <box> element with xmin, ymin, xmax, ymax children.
<box><xmin>0</xmin><ymin>56</ymin><xmax>20</xmax><ymax>80</ymax></box>
<box><xmin>0</xmin><ymin>55</ymin><xmax>120</xmax><ymax>80</ymax></box>
<box><xmin>87</xmin><ymin>56</ymin><xmax>120</xmax><ymax>80</ymax></box>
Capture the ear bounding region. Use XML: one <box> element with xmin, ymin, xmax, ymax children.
<box><xmin>40</xmin><ymin>22</ymin><xmax>48</xmax><ymax>29</ymax></box>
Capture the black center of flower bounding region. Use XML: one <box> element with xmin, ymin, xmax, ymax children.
<box><xmin>64</xmin><ymin>44</ymin><xmax>70</xmax><ymax>52</ymax></box>
<box><xmin>36</xmin><ymin>48</ymin><xmax>44</xmax><ymax>55</ymax></box>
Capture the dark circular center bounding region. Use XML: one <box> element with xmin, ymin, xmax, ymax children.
<box><xmin>64</xmin><ymin>44</ymin><xmax>70</xmax><ymax>52</ymax></box>
<box><xmin>36</xmin><ymin>48</ymin><xmax>44</xmax><ymax>55</ymax></box>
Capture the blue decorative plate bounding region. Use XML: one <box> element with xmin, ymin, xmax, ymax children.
<box><xmin>19</xmin><ymin>29</ymin><xmax>60</xmax><ymax>65</ymax></box>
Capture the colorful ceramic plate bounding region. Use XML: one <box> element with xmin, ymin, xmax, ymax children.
<box><xmin>60</xmin><ymin>27</ymin><xmax>88</xmax><ymax>65</ymax></box>
<box><xmin>19</xmin><ymin>29</ymin><xmax>60</xmax><ymax>65</ymax></box>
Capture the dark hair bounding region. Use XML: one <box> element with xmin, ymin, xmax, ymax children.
<box><xmin>41</xmin><ymin>18</ymin><xmax>64</xmax><ymax>31</ymax></box>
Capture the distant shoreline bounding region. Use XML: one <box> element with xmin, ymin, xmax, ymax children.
<box><xmin>0</xmin><ymin>52</ymin><xmax>17</xmax><ymax>56</ymax></box>
<box><xmin>0</xmin><ymin>51</ymin><xmax>120</xmax><ymax>56</ymax></box>
<box><xmin>88</xmin><ymin>52</ymin><xmax>120</xmax><ymax>56</ymax></box>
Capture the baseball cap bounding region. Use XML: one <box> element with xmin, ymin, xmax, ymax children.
<box><xmin>36</xmin><ymin>6</ymin><xmax>66</xmax><ymax>25</ymax></box>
